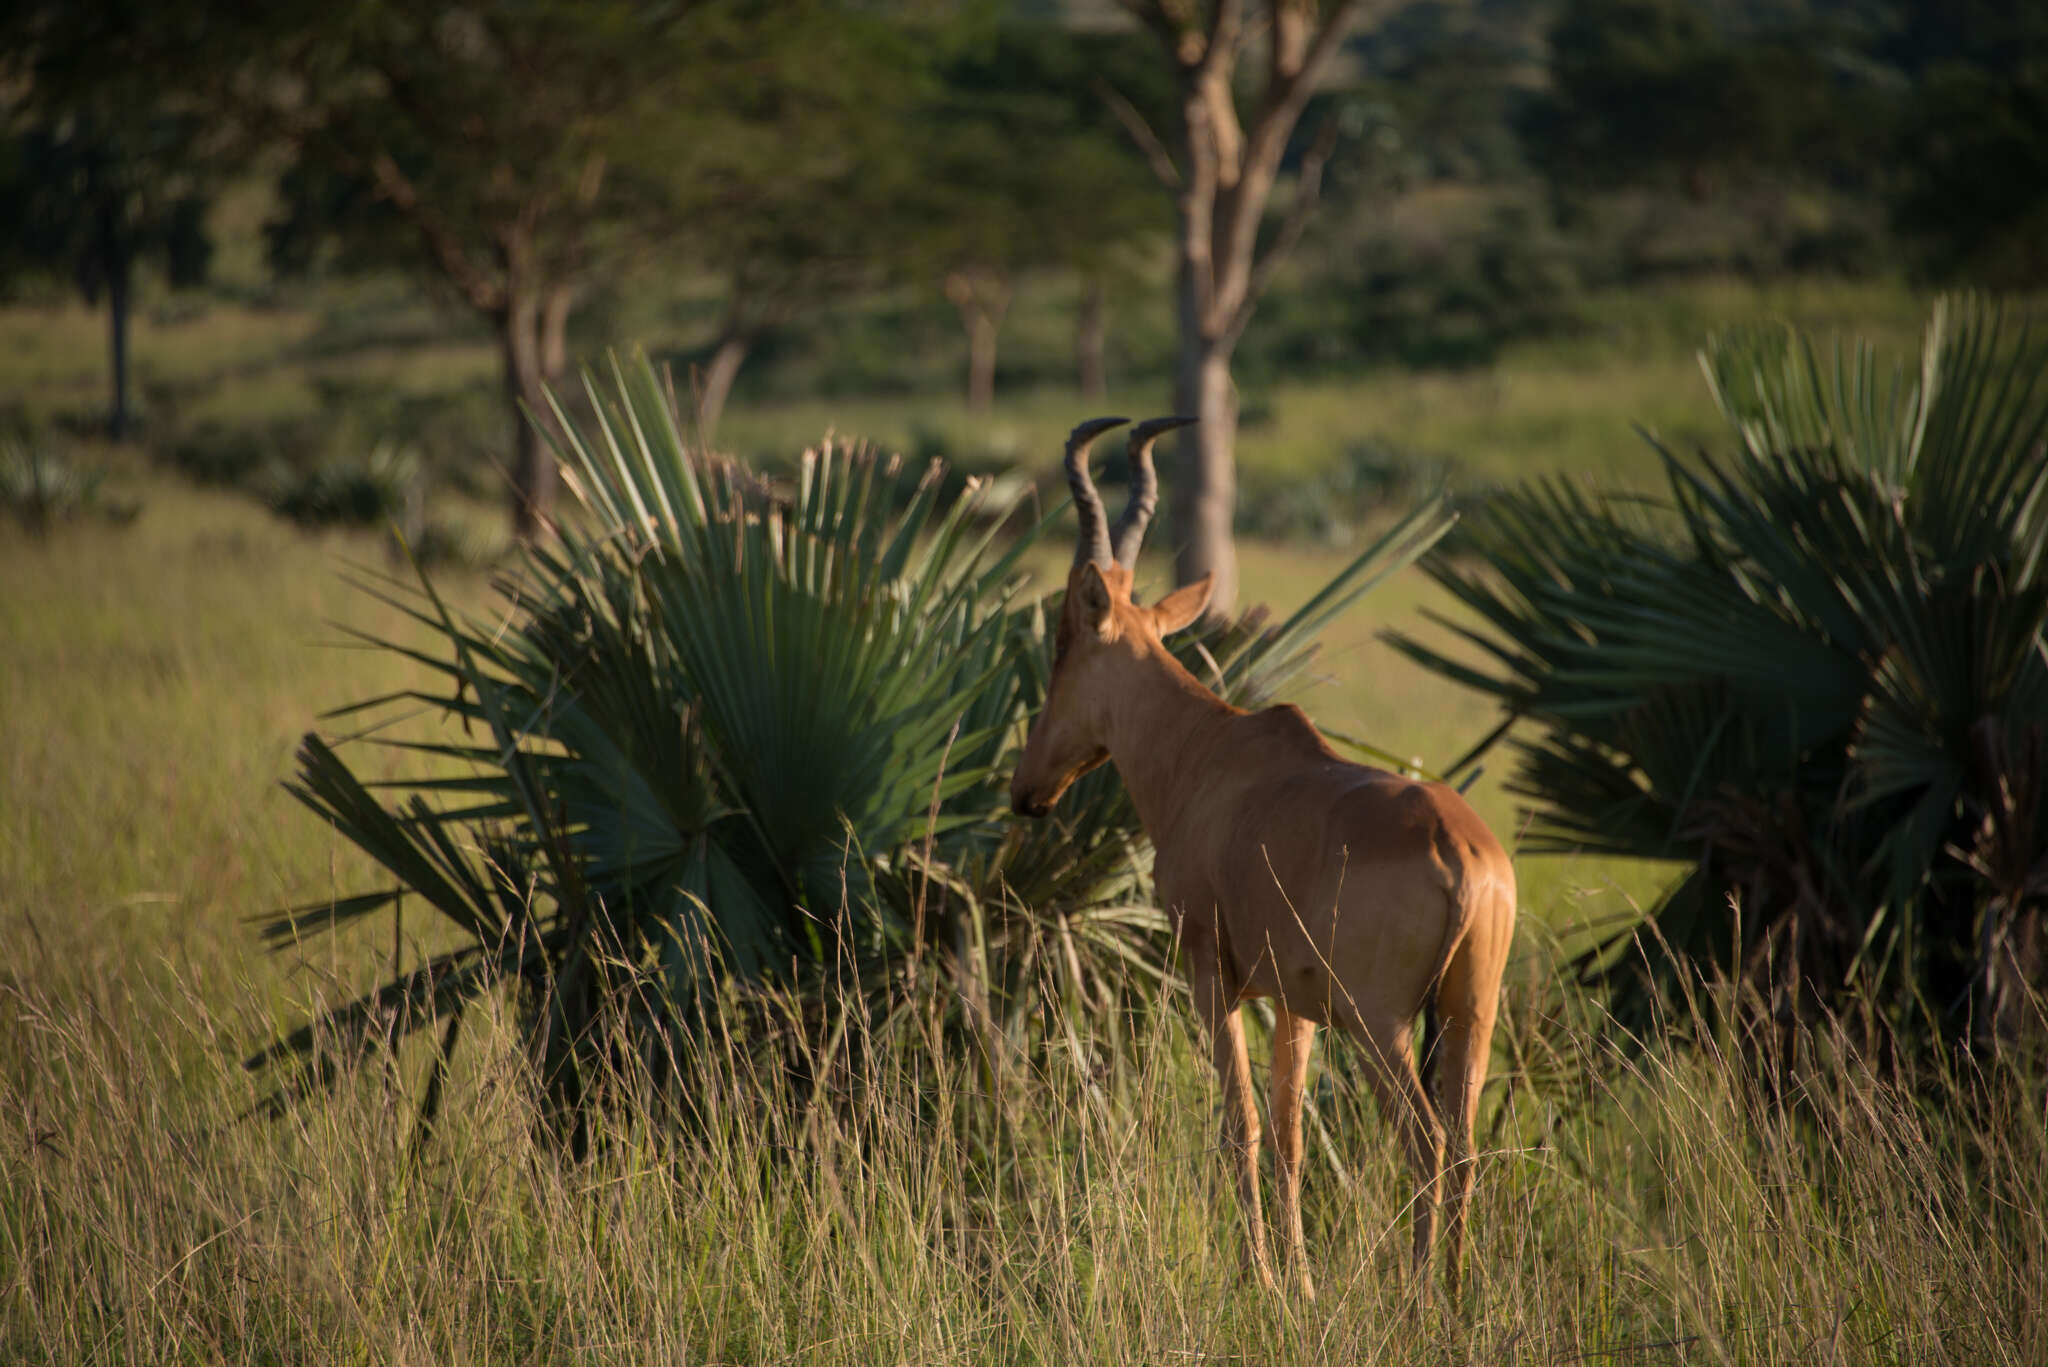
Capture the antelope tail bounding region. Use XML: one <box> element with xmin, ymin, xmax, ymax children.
<box><xmin>1418</xmin><ymin>830</ymin><xmax>1474</xmax><ymax>1113</ymax></box>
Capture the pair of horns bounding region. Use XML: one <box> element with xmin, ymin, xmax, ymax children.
<box><xmin>1065</xmin><ymin>415</ymin><xmax>1195</xmax><ymax>572</ymax></box>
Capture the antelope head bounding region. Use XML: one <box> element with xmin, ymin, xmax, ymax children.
<box><xmin>1010</xmin><ymin>415</ymin><xmax>1210</xmax><ymax>818</ymax></box>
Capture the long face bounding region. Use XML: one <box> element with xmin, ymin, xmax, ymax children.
<box><xmin>1009</xmin><ymin>561</ymin><xmax>1212</xmax><ymax>818</ymax></box>
<box><xmin>1009</xmin><ymin>564</ymin><xmax>1128</xmax><ymax>817</ymax></box>
<box><xmin>1010</xmin><ymin>413</ymin><xmax>1203</xmax><ymax>819</ymax></box>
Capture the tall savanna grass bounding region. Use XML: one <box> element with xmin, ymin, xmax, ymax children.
<box><xmin>4</xmin><ymin>943</ymin><xmax>2041</xmax><ymax>1364</ymax></box>
<box><xmin>3</xmin><ymin>373</ymin><xmax>2039</xmax><ymax>1364</ymax></box>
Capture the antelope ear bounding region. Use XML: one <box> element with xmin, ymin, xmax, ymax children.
<box><xmin>1075</xmin><ymin>561</ymin><xmax>1116</xmax><ymax>636</ymax></box>
<box><xmin>1148</xmin><ymin>575</ymin><xmax>1213</xmax><ymax>636</ymax></box>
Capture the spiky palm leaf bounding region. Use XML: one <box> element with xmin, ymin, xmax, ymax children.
<box><xmin>1394</xmin><ymin>297</ymin><xmax>2048</xmax><ymax>1053</ymax></box>
<box><xmin>256</xmin><ymin>352</ymin><xmax>1454</xmax><ymax>1137</ymax></box>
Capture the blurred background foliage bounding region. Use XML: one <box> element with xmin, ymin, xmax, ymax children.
<box><xmin>3</xmin><ymin>0</ymin><xmax>2044</xmax><ymax>544</ymax></box>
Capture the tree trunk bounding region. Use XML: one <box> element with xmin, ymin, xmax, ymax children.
<box><xmin>540</xmin><ymin>284</ymin><xmax>572</xmax><ymax>382</ymax></box>
<box><xmin>944</xmin><ymin>269</ymin><xmax>1010</xmax><ymax>414</ymax></box>
<box><xmin>106</xmin><ymin>246</ymin><xmax>133</xmax><ymax>441</ymax></box>
<box><xmin>501</xmin><ymin>289</ymin><xmax>554</xmax><ymax>543</ymax></box>
<box><xmin>1075</xmin><ymin>275</ymin><xmax>1106</xmax><ymax>400</ymax></box>
<box><xmin>966</xmin><ymin>311</ymin><xmax>997</xmax><ymax>414</ymax></box>
<box><xmin>1120</xmin><ymin>0</ymin><xmax>1361</xmax><ymax>618</ymax></box>
<box><xmin>696</xmin><ymin>325</ymin><xmax>752</xmax><ymax>446</ymax></box>
<box><xmin>1171</xmin><ymin>331</ymin><xmax>1239</xmax><ymax>615</ymax></box>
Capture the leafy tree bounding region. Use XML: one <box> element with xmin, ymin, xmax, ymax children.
<box><xmin>921</xmin><ymin>25</ymin><xmax>1165</xmax><ymax>410</ymax></box>
<box><xmin>0</xmin><ymin>100</ymin><xmax>213</xmax><ymax>438</ymax></box>
<box><xmin>1112</xmin><ymin>0</ymin><xmax>1381</xmax><ymax>617</ymax></box>
<box><xmin>620</xmin><ymin>14</ymin><xmax>928</xmax><ymax>444</ymax></box>
<box><xmin>671</xmin><ymin>151</ymin><xmax>906</xmax><ymax>446</ymax></box>
<box><xmin>20</xmin><ymin>0</ymin><xmax>907</xmax><ymax>540</ymax></box>
<box><xmin>1525</xmin><ymin>0</ymin><xmax>1881</xmax><ymax>196</ymax></box>
<box><xmin>1350</xmin><ymin>0</ymin><xmax>1548</xmax><ymax>184</ymax></box>
<box><xmin>1527</xmin><ymin>0</ymin><xmax>1745</xmax><ymax>191</ymax></box>
<box><xmin>659</xmin><ymin>16</ymin><xmax>1158</xmax><ymax>434</ymax></box>
<box><xmin>1397</xmin><ymin>299</ymin><xmax>2048</xmax><ymax>1062</ymax></box>
<box><xmin>1891</xmin><ymin>2</ymin><xmax>2048</xmax><ymax>285</ymax></box>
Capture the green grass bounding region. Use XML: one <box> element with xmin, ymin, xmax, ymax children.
<box><xmin>7</xmin><ymin>462</ymin><xmax>2041</xmax><ymax>1365</ymax></box>
<box><xmin>4</xmin><ymin>866</ymin><xmax>2041</xmax><ymax>1363</ymax></box>
<box><xmin>0</xmin><ymin>480</ymin><xmax>487</xmax><ymax>992</ymax></box>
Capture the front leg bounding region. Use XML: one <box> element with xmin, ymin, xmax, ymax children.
<box><xmin>1269</xmin><ymin>1005</ymin><xmax>1318</xmax><ymax>1300</ymax></box>
<box><xmin>1184</xmin><ymin>930</ymin><xmax>1276</xmax><ymax>1294</ymax></box>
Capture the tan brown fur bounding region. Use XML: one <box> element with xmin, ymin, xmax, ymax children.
<box><xmin>1012</xmin><ymin>553</ymin><xmax>1515</xmax><ymax>1302</ymax></box>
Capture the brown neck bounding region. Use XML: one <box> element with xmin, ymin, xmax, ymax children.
<box><xmin>1099</xmin><ymin>638</ymin><xmax>1240</xmax><ymax>845</ymax></box>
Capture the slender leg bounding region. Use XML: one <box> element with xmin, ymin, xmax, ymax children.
<box><xmin>1434</xmin><ymin>938</ymin><xmax>1505</xmax><ymax>1305</ymax></box>
<box><xmin>1186</xmin><ymin>940</ymin><xmax>1275</xmax><ymax>1292</ymax></box>
<box><xmin>1434</xmin><ymin>1015</ymin><xmax>1482</xmax><ymax>1304</ymax></box>
<box><xmin>1341</xmin><ymin>1016</ymin><xmax>1446</xmax><ymax>1291</ymax></box>
<box><xmin>1269</xmin><ymin>1006</ymin><xmax>1318</xmax><ymax>1300</ymax></box>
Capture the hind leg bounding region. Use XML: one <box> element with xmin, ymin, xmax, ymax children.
<box><xmin>1433</xmin><ymin>938</ymin><xmax>1507</xmax><ymax>1301</ymax></box>
<box><xmin>1339</xmin><ymin>1014</ymin><xmax>1446</xmax><ymax>1289</ymax></box>
<box><xmin>1432</xmin><ymin>1015</ymin><xmax>1487</xmax><ymax>1302</ymax></box>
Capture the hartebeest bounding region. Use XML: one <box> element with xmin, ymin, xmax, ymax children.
<box><xmin>1010</xmin><ymin>416</ymin><xmax>1516</xmax><ymax>1301</ymax></box>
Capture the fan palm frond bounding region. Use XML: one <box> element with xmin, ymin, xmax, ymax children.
<box><xmin>1398</xmin><ymin>297</ymin><xmax>2048</xmax><ymax>1057</ymax></box>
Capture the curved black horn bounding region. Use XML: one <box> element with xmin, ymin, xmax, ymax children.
<box><xmin>1112</xmin><ymin>415</ymin><xmax>1195</xmax><ymax>570</ymax></box>
<box><xmin>1064</xmin><ymin>416</ymin><xmax>1128</xmax><ymax>569</ymax></box>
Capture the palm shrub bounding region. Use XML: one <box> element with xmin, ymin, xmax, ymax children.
<box><xmin>254</xmin><ymin>353</ymin><xmax>1452</xmax><ymax>1143</ymax></box>
<box><xmin>1397</xmin><ymin>298</ymin><xmax>2048</xmax><ymax>1059</ymax></box>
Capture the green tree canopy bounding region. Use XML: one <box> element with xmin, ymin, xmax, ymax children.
<box><xmin>0</xmin><ymin>62</ymin><xmax>215</xmax><ymax>437</ymax></box>
<box><xmin>1891</xmin><ymin>1</ymin><xmax>2048</xmax><ymax>285</ymax></box>
<box><xmin>15</xmin><ymin>0</ymin><xmax>922</xmax><ymax>538</ymax></box>
<box><xmin>1526</xmin><ymin>0</ymin><xmax>1886</xmax><ymax>194</ymax></box>
<box><xmin>912</xmin><ymin>23</ymin><xmax>1166</xmax><ymax>410</ymax></box>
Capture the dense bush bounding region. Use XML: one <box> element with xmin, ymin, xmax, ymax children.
<box><xmin>1248</xmin><ymin>202</ymin><xmax>1587</xmax><ymax>377</ymax></box>
<box><xmin>1892</xmin><ymin>3</ymin><xmax>2048</xmax><ymax>287</ymax></box>
<box><xmin>158</xmin><ymin>383</ymin><xmax>510</xmax><ymax>515</ymax></box>
<box><xmin>1397</xmin><ymin>298</ymin><xmax>2048</xmax><ymax>1060</ymax></box>
<box><xmin>265</xmin><ymin>443</ymin><xmax>419</xmax><ymax>530</ymax></box>
<box><xmin>1341</xmin><ymin>204</ymin><xmax>1587</xmax><ymax>368</ymax></box>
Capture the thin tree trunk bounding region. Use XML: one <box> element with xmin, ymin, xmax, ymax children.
<box><xmin>106</xmin><ymin>246</ymin><xmax>133</xmax><ymax>441</ymax></box>
<box><xmin>501</xmin><ymin>289</ymin><xmax>554</xmax><ymax>543</ymax></box>
<box><xmin>540</xmin><ymin>284</ymin><xmax>572</xmax><ymax>382</ymax></box>
<box><xmin>1075</xmin><ymin>275</ymin><xmax>1107</xmax><ymax>401</ymax></box>
<box><xmin>1171</xmin><ymin>330</ymin><xmax>1239</xmax><ymax>615</ymax></box>
<box><xmin>966</xmin><ymin>312</ymin><xmax>998</xmax><ymax>414</ymax></box>
<box><xmin>945</xmin><ymin>269</ymin><xmax>1010</xmax><ymax>414</ymax></box>
<box><xmin>696</xmin><ymin>325</ymin><xmax>752</xmax><ymax>446</ymax></box>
